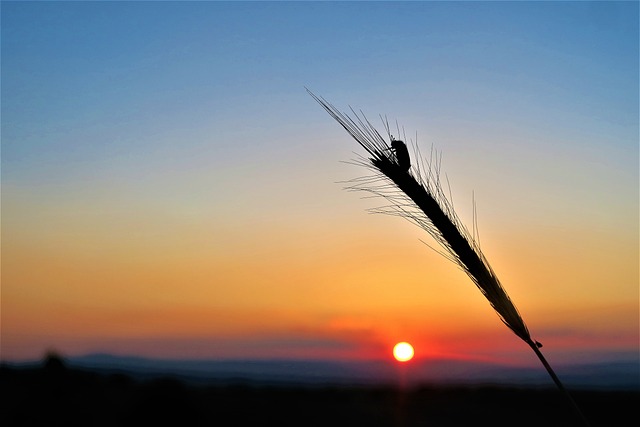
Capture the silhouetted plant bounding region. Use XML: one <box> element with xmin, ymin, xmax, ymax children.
<box><xmin>309</xmin><ymin>89</ymin><xmax>590</xmax><ymax>426</ymax></box>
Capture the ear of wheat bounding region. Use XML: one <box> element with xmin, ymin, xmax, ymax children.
<box><xmin>308</xmin><ymin>89</ymin><xmax>589</xmax><ymax>426</ymax></box>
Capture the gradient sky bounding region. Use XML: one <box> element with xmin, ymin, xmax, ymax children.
<box><xmin>2</xmin><ymin>1</ymin><xmax>638</xmax><ymax>369</ymax></box>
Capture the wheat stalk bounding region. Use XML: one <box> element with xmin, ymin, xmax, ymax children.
<box><xmin>308</xmin><ymin>89</ymin><xmax>590</xmax><ymax>426</ymax></box>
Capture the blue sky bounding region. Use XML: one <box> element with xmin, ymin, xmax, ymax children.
<box><xmin>1</xmin><ymin>1</ymin><xmax>638</xmax><ymax>364</ymax></box>
<box><xmin>4</xmin><ymin>1</ymin><xmax>637</xmax><ymax>221</ymax></box>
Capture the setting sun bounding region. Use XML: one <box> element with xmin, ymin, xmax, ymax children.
<box><xmin>393</xmin><ymin>342</ymin><xmax>414</xmax><ymax>362</ymax></box>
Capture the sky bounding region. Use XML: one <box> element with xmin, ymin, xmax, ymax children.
<box><xmin>1</xmin><ymin>1</ymin><xmax>638</xmax><ymax>371</ymax></box>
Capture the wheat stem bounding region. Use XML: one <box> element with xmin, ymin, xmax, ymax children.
<box><xmin>529</xmin><ymin>342</ymin><xmax>591</xmax><ymax>426</ymax></box>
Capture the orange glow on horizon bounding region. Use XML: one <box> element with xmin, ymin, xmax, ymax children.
<box><xmin>2</xmin><ymin>183</ymin><xmax>637</xmax><ymax>363</ymax></box>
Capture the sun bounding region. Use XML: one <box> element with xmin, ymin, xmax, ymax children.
<box><xmin>393</xmin><ymin>342</ymin><xmax>414</xmax><ymax>362</ymax></box>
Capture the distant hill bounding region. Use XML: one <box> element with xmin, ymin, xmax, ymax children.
<box><xmin>31</xmin><ymin>353</ymin><xmax>636</xmax><ymax>390</ymax></box>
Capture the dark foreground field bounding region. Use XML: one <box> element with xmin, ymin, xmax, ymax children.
<box><xmin>1</xmin><ymin>357</ymin><xmax>638</xmax><ymax>427</ymax></box>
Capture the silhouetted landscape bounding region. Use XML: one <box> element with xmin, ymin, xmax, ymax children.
<box><xmin>2</xmin><ymin>354</ymin><xmax>638</xmax><ymax>427</ymax></box>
